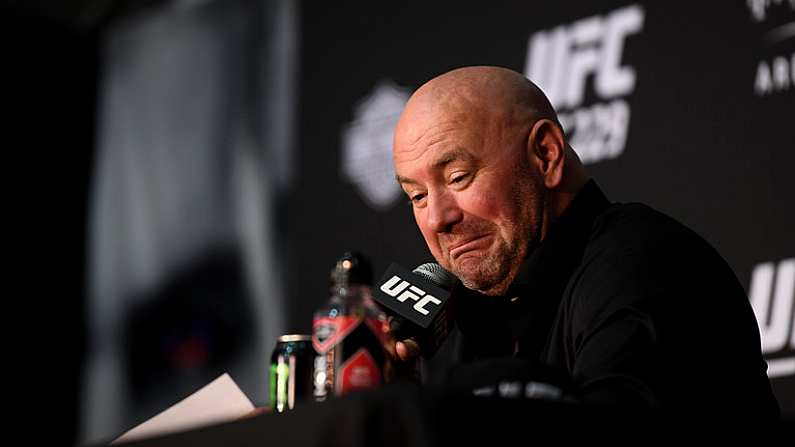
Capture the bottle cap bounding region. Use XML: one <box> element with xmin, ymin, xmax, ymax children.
<box><xmin>330</xmin><ymin>251</ymin><xmax>373</xmax><ymax>286</ymax></box>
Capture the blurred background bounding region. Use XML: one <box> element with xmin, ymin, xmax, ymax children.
<box><xmin>3</xmin><ymin>0</ymin><xmax>793</xmax><ymax>445</ymax></box>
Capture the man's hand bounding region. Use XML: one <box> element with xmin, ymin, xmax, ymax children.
<box><xmin>385</xmin><ymin>315</ymin><xmax>421</xmax><ymax>361</ymax></box>
<box><xmin>383</xmin><ymin>316</ymin><xmax>422</xmax><ymax>382</ymax></box>
<box><xmin>395</xmin><ymin>338</ymin><xmax>421</xmax><ymax>361</ymax></box>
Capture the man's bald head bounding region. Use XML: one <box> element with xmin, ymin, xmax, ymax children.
<box><xmin>395</xmin><ymin>66</ymin><xmax>561</xmax><ymax>151</ymax></box>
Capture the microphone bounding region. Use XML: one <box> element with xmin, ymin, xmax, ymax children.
<box><xmin>373</xmin><ymin>262</ymin><xmax>458</xmax><ymax>357</ymax></box>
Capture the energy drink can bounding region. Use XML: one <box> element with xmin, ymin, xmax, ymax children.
<box><xmin>270</xmin><ymin>334</ymin><xmax>313</xmax><ymax>412</ymax></box>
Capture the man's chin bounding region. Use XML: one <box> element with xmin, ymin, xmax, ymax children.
<box><xmin>459</xmin><ymin>275</ymin><xmax>507</xmax><ymax>296</ymax></box>
<box><xmin>453</xmin><ymin>266</ymin><xmax>498</xmax><ymax>294</ymax></box>
<box><xmin>451</xmin><ymin>256</ymin><xmax>513</xmax><ymax>295</ymax></box>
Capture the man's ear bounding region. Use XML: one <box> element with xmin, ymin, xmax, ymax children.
<box><xmin>527</xmin><ymin>119</ymin><xmax>566</xmax><ymax>189</ymax></box>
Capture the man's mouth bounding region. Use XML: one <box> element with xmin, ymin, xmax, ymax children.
<box><xmin>447</xmin><ymin>234</ymin><xmax>491</xmax><ymax>260</ymax></box>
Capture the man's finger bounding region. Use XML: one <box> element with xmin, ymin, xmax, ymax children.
<box><xmin>396</xmin><ymin>338</ymin><xmax>421</xmax><ymax>360</ymax></box>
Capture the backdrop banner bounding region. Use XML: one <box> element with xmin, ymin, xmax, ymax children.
<box><xmin>293</xmin><ymin>0</ymin><xmax>794</xmax><ymax>418</ymax></box>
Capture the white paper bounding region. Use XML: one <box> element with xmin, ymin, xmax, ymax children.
<box><xmin>112</xmin><ymin>373</ymin><xmax>255</xmax><ymax>444</ymax></box>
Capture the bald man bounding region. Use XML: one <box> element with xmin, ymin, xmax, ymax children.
<box><xmin>391</xmin><ymin>66</ymin><xmax>778</xmax><ymax>419</ymax></box>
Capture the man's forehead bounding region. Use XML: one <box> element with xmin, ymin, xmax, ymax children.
<box><xmin>394</xmin><ymin>107</ymin><xmax>473</xmax><ymax>155</ymax></box>
<box><xmin>396</xmin><ymin>104</ymin><xmax>473</xmax><ymax>147</ymax></box>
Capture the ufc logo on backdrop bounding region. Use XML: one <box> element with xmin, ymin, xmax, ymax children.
<box><xmin>524</xmin><ymin>4</ymin><xmax>644</xmax><ymax>164</ymax></box>
<box><xmin>379</xmin><ymin>275</ymin><xmax>442</xmax><ymax>316</ymax></box>
<box><xmin>749</xmin><ymin>257</ymin><xmax>795</xmax><ymax>378</ymax></box>
<box><xmin>746</xmin><ymin>0</ymin><xmax>795</xmax><ymax>97</ymax></box>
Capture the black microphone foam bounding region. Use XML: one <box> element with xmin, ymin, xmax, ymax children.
<box><xmin>413</xmin><ymin>263</ymin><xmax>457</xmax><ymax>290</ymax></box>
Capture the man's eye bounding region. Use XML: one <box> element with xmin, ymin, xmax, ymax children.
<box><xmin>450</xmin><ymin>173</ymin><xmax>469</xmax><ymax>184</ymax></box>
<box><xmin>408</xmin><ymin>193</ymin><xmax>426</xmax><ymax>205</ymax></box>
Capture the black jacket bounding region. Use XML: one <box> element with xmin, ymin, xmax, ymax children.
<box><xmin>423</xmin><ymin>180</ymin><xmax>779</xmax><ymax>420</ymax></box>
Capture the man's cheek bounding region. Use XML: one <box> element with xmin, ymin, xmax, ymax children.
<box><xmin>430</xmin><ymin>243</ymin><xmax>447</xmax><ymax>265</ymax></box>
<box><xmin>429</xmin><ymin>241</ymin><xmax>451</xmax><ymax>268</ymax></box>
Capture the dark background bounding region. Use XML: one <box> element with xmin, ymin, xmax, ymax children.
<box><xmin>4</xmin><ymin>1</ymin><xmax>792</xmax><ymax>445</ymax></box>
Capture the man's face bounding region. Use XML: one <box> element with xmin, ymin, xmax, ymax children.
<box><xmin>394</xmin><ymin>110</ymin><xmax>546</xmax><ymax>295</ymax></box>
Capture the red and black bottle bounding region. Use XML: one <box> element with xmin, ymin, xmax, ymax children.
<box><xmin>311</xmin><ymin>252</ymin><xmax>389</xmax><ymax>401</ymax></box>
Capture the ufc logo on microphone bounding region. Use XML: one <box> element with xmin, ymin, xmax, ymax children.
<box><xmin>379</xmin><ymin>275</ymin><xmax>441</xmax><ymax>316</ymax></box>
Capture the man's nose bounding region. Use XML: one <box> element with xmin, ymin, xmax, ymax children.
<box><xmin>426</xmin><ymin>190</ymin><xmax>463</xmax><ymax>233</ymax></box>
